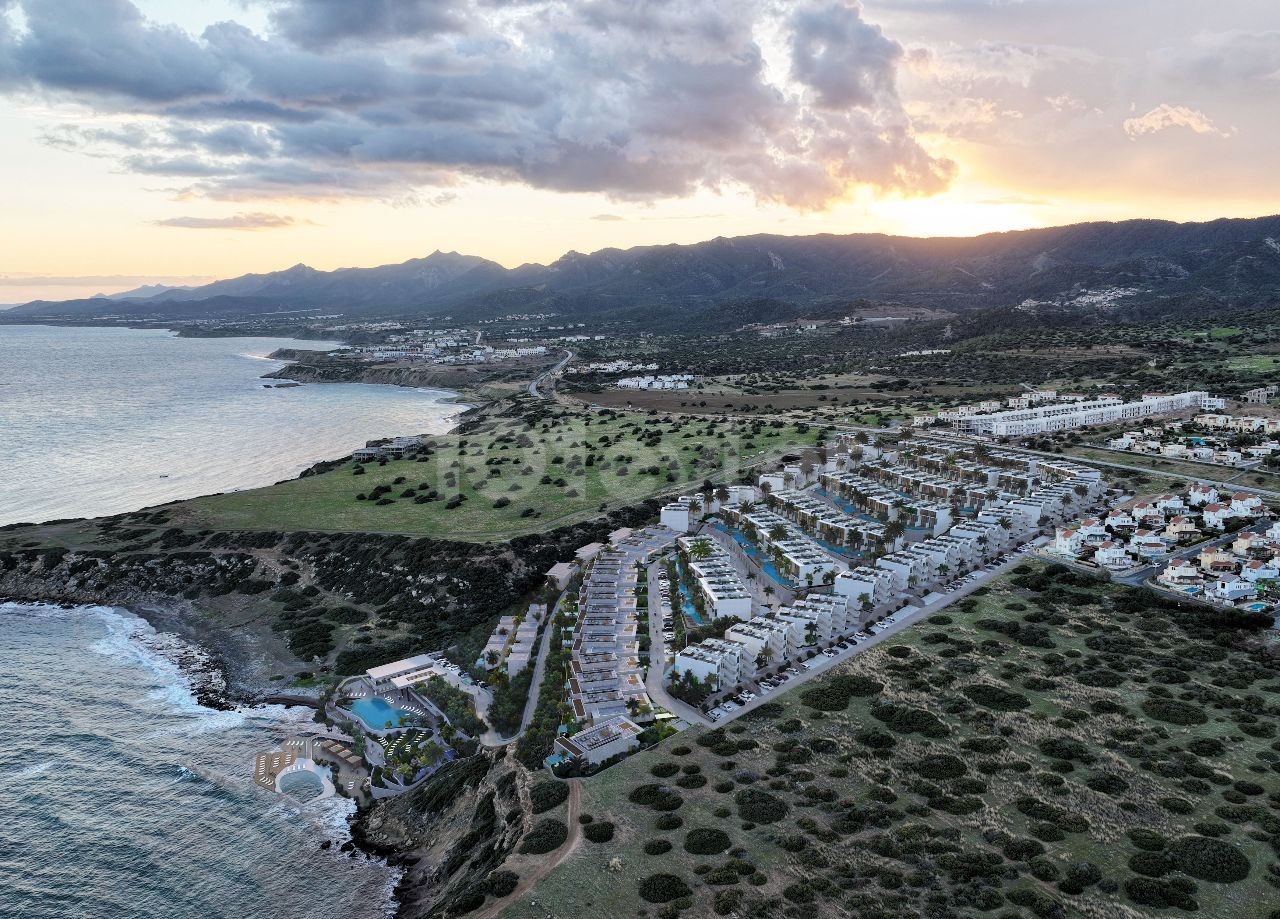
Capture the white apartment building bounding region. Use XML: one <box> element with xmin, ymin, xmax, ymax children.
<box><xmin>950</xmin><ymin>391</ymin><xmax>1210</xmax><ymax>437</ymax></box>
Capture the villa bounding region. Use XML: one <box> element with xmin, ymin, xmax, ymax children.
<box><xmin>552</xmin><ymin>714</ymin><xmax>642</xmax><ymax>766</ymax></box>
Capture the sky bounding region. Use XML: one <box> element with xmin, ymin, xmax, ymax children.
<box><xmin>1</xmin><ymin>0</ymin><xmax>1278</xmax><ymax>303</ymax></box>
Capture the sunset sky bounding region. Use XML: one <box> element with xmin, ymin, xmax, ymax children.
<box><xmin>2</xmin><ymin>0</ymin><xmax>1278</xmax><ymax>303</ymax></box>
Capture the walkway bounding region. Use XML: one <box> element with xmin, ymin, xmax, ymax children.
<box><xmin>482</xmin><ymin>590</ymin><xmax>567</xmax><ymax>747</ymax></box>
<box><xmin>644</xmin><ymin>557</ymin><xmax>713</xmax><ymax>727</ymax></box>
<box><xmin>474</xmin><ymin>780</ymin><xmax>582</xmax><ymax>919</ymax></box>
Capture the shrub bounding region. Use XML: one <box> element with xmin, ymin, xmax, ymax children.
<box><xmin>651</xmin><ymin>762</ymin><xmax>679</xmax><ymax>778</ymax></box>
<box><xmin>913</xmin><ymin>753</ymin><xmax>967</xmax><ymax>780</ymax></box>
<box><xmin>630</xmin><ymin>784</ymin><xmax>684</xmax><ymax>811</ymax></box>
<box><xmin>1038</xmin><ymin>737</ymin><xmax>1094</xmax><ymax>763</ymax></box>
<box><xmin>684</xmin><ymin>828</ymin><xmax>732</xmax><ymax>855</ymax></box>
<box><xmin>1125</xmin><ymin>876</ymin><xmax>1198</xmax><ymax>910</ymax></box>
<box><xmin>1143</xmin><ymin>698</ymin><xmax>1208</xmax><ymax>726</ymax></box>
<box><xmin>637</xmin><ymin>873</ymin><xmax>692</xmax><ymax>904</ymax></box>
<box><xmin>1127</xmin><ymin>828</ymin><xmax>1167</xmax><ymax>851</ymax></box>
<box><xmin>530</xmin><ymin>780</ymin><xmax>570</xmax><ymax>814</ymax></box>
<box><xmin>655</xmin><ymin>813</ymin><xmax>683</xmax><ymax>831</ymax></box>
<box><xmin>1129</xmin><ymin>851</ymin><xmax>1173</xmax><ymax>877</ymax></box>
<box><xmin>962</xmin><ymin>683</ymin><xmax>1030</xmax><ymax>712</ymax></box>
<box><xmin>1085</xmin><ymin>772</ymin><xmax>1129</xmax><ymax>796</ymax></box>
<box><xmin>644</xmin><ymin>839</ymin><xmax>673</xmax><ymax>855</ymax></box>
<box><xmin>800</xmin><ymin>674</ymin><xmax>883</xmax><ymax>712</ymax></box>
<box><xmin>871</xmin><ymin>702</ymin><xmax>949</xmax><ymax>738</ymax></box>
<box><xmin>734</xmin><ymin>788</ymin><xmax>789</xmax><ymax>824</ymax></box>
<box><xmin>519</xmin><ymin>819</ymin><xmax>568</xmax><ymax>854</ymax></box>
<box><xmin>583</xmin><ymin>821</ymin><xmax>615</xmax><ymax>843</ymax></box>
<box><xmin>487</xmin><ymin>869</ymin><xmax>519</xmax><ymax>897</ymax></box>
<box><xmin>1167</xmin><ymin>836</ymin><xmax>1251</xmax><ymax>883</ymax></box>
<box><xmin>1003</xmin><ymin>838</ymin><xmax>1045</xmax><ymax>861</ymax></box>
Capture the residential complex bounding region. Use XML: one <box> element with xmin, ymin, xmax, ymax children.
<box><xmin>929</xmin><ymin>390</ymin><xmax>1214</xmax><ymax>437</ymax></box>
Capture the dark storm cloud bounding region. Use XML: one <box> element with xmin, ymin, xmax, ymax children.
<box><xmin>0</xmin><ymin>0</ymin><xmax>953</xmax><ymax>206</ymax></box>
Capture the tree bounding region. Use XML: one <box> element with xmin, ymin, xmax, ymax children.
<box><xmin>936</xmin><ymin>563</ymin><xmax>949</xmax><ymax>578</ymax></box>
<box><xmin>689</xmin><ymin>538</ymin><xmax>714</xmax><ymax>561</ymax></box>
<box><xmin>768</xmin><ymin>524</ymin><xmax>789</xmax><ymax>542</ymax></box>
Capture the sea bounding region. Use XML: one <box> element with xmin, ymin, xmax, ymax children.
<box><xmin>0</xmin><ymin>323</ymin><xmax>464</xmax><ymax>527</ymax></box>
<box><xmin>0</xmin><ymin>324</ymin><xmax>461</xmax><ymax>916</ymax></box>
<box><xmin>0</xmin><ymin>601</ymin><xmax>399</xmax><ymax>919</ymax></box>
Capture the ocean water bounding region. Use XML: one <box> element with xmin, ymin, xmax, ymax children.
<box><xmin>0</xmin><ymin>601</ymin><xmax>398</xmax><ymax>919</ymax></box>
<box><xmin>0</xmin><ymin>324</ymin><xmax>464</xmax><ymax>526</ymax></box>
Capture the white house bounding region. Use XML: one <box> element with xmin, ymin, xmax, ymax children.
<box><xmin>1158</xmin><ymin>559</ymin><xmax>1201</xmax><ymax>588</ymax></box>
<box><xmin>1201</xmin><ymin>503</ymin><xmax>1235</xmax><ymax>530</ymax></box>
<box><xmin>1210</xmin><ymin>575</ymin><xmax>1256</xmax><ymax>603</ymax></box>
<box><xmin>659</xmin><ymin>502</ymin><xmax>694</xmax><ymax>533</ymax></box>
<box><xmin>1187</xmin><ymin>485</ymin><xmax>1219</xmax><ymax>507</ymax></box>
<box><xmin>552</xmin><ymin>714</ymin><xmax>641</xmax><ymax>766</ymax></box>
<box><xmin>1094</xmin><ymin>541</ymin><xmax>1133</xmax><ymax>569</ymax></box>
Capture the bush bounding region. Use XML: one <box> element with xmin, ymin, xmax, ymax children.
<box><xmin>684</xmin><ymin>828</ymin><xmax>732</xmax><ymax>855</ymax></box>
<box><xmin>655</xmin><ymin>814</ymin><xmax>683</xmax><ymax>831</ymax></box>
<box><xmin>530</xmin><ymin>780</ymin><xmax>570</xmax><ymax>814</ymax></box>
<box><xmin>1085</xmin><ymin>772</ymin><xmax>1129</xmax><ymax>796</ymax></box>
<box><xmin>583</xmin><ymin>821</ymin><xmax>615</xmax><ymax>843</ymax></box>
<box><xmin>651</xmin><ymin>762</ymin><xmax>679</xmax><ymax>778</ymax></box>
<box><xmin>630</xmin><ymin>783</ymin><xmax>684</xmax><ymax>811</ymax></box>
<box><xmin>1142</xmin><ymin>698</ymin><xmax>1208</xmax><ymax>726</ymax></box>
<box><xmin>1038</xmin><ymin>737</ymin><xmax>1094</xmax><ymax>763</ymax></box>
<box><xmin>638</xmin><ymin>873</ymin><xmax>692</xmax><ymax>904</ymax></box>
<box><xmin>913</xmin><ymin>753</ymin><xmax>967</xmax><ymax>780</ymax></box>
<box><xmin>487</xmin><ymin>869</ymin><xmax>519</xmax><ymax>897</ymax></box>
<box><xmin>519</xmin><ymin>819</ymin><xmax>568</xmax><ymax>854</ymax></box>
<box><xmin>1125</xmin><ymin>876</ymin><xmax>1198</xmax><ymax>910</ymax></box>
<box><xmin>644</xmin><ymin>838</ymin><xmax>673</xmax><ymax>855</ymax></box>
<box><xmin>1127</xmin><ymin>828</ymin><xmax>1167</xmax><ymax>851</ymax></box>
<box><xmin>962</xmin><ymin>683</ymin><xmax>1030</xmax><ymax>711</ymax></box>
<box><xmin>734</xmin><ymin>788</ymin><xmax>788</xmax><ymax>824</ymax></box>
<box><xmin>1167</xmin><ymin>836</ymin><xmax>1251</xmax><ymax>883</ymax></box>
<box><xmin>800</xmin><ymin>674</ymin><xmax>883</xmax><ymax>711</ymax></box>
<box><xmin>871</xmin><ymin>702</ymin><xmax>949</xmax><ymax>738</ymax></box>
<box><xmin>1129</xmin><ymin>851</ymin><xmax>1173</xmax><ymax>877</ymax></box>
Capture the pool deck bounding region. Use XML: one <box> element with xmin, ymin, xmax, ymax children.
<box><xmin>255</xmin><ymin>735</ymin><xmax>370</xmax><ymax>801</ymax></box>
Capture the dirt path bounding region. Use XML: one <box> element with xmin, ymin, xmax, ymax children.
<box><xmin>475</xmin><ymin>780</ymin><xmax>582</xmax><ymax>919</ymax></box>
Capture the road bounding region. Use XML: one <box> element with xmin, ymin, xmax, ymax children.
<box><xmin>481</xmin><ymin>590</ymin><xmax>568</xmax><ymax>747</ymax></box>
<box><xmin>974</xmin><ymin>440</ymin><xmax>1280</xmax><ymax>502</ymax></box>
<box><xmin>528</xmin><ymin>349</ymin><xmax>573</xmax><ymax>399</ymax></box>
<box><xmin>1106</xmin><ymin>519</ymin><xmax>1269</xmax><ymax>587</ymax></box>
<box><xmin>644</xmin><ymin>557</ymin><xmax>714</xmax><ymax>726</ymax></box>
<box><xmin>702</xmin><ymin>538</ymin><xmax>1047</xmax><ymax>725</ymax></box>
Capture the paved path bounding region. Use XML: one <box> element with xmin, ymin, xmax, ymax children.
<box><xmin>643</xmin><ymin>557</ymin><xmax>713</xmax><ymax>727</ymax></box>
<box><xmin>478</xmin><ymin>780</ymin><xmax>581</xmax><ymax>919</ymax></box>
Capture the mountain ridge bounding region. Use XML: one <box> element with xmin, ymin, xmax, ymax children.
<box><xmin>9</xmin><ymin>214</ymin><xmax>1280</xmax><ymax>325</ymax></box>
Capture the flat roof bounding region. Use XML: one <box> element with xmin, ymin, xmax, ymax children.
<box><xmin>368</xmin><ymin>653</ymin><xmax>437</xmax><ymax>681</ymax></box>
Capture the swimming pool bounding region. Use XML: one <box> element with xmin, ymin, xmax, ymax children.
<box><xmin>1243</xmin><ymin>602</ymin><xmax>1271</xmax><ymax>612</ymax></box>
<box><xmin>350</xmin><ymin>696</ymin><xmax>416</xmax><ymax>730</ymax></box>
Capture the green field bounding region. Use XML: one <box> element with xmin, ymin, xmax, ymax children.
<box><xmin>1227</xmin><ymin>355</ymin><xmax>1280</xmax><ymax>373</ymax></box>
<box><xmin>505</xmin><ymin>564</ymin><xmax>1280</xmax><ymax>918</ymax></box>
<box><xmin>180</xmin><ymin>402</ymin><xmax>820</xmax><ymax>540</ymax></box>
<box><xmin>1065</xmin><ymin>446</ymin><xmax>1280</xmax><ymax>493</ymax></box>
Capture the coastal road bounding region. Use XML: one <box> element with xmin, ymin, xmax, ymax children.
<box><xmin>528</xmin><ymin>349</ymin><xmax>573</xmax><ymax>400</ymax></box>
<box><xmin>475</xmin><ymin>779</ymin><xmax>581</xmax><ymax>919</ymax></box>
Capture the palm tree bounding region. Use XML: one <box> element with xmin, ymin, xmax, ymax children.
<box><xmin>715</xmin><ymin>485</ymin><xmax>730</xmax><ymax>504</ymax></box>
<box><xmin>689</xmin><ymin>538</ymin><xmax>714</xmax><ymax>561</ymax></box>
<box><xmin>936</xmin><ymin>563</ymin><xmax>949</xmax><ymax>578</ymax></box>
<box><xmin>884</xmin><ymin>519</ymin><xmax>906</xmax><ymax>542</ymax></box>
<box><xmin>768</xmin><ymin>524</ymin><xmax>789</xmax><ymax>543</ymax></box>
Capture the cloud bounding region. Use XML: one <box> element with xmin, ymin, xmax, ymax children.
<box><xmin>153</xmin><ymin>212</ymin><xmax>300</xmax><ymax>229</ymax></box>
<box><xmin>0</xmin><ymin>0</ymin><xmax>953</xmax><ymax>209</ymax></box>
<box><xmin>1123</xmin><ymin>103</ymin><xmax>1231</xmax><ymax>138</ymax></box>
<box><xmin>0</xmin><ymin>272</ymin><xmax>212</xmax><ymax>286</ymax></box>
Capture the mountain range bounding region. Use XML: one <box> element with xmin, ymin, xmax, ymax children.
<box><xmin>8</xmin><ymin>215</ymin><xmax>1280</xmax><ymax>328</ymax></box>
